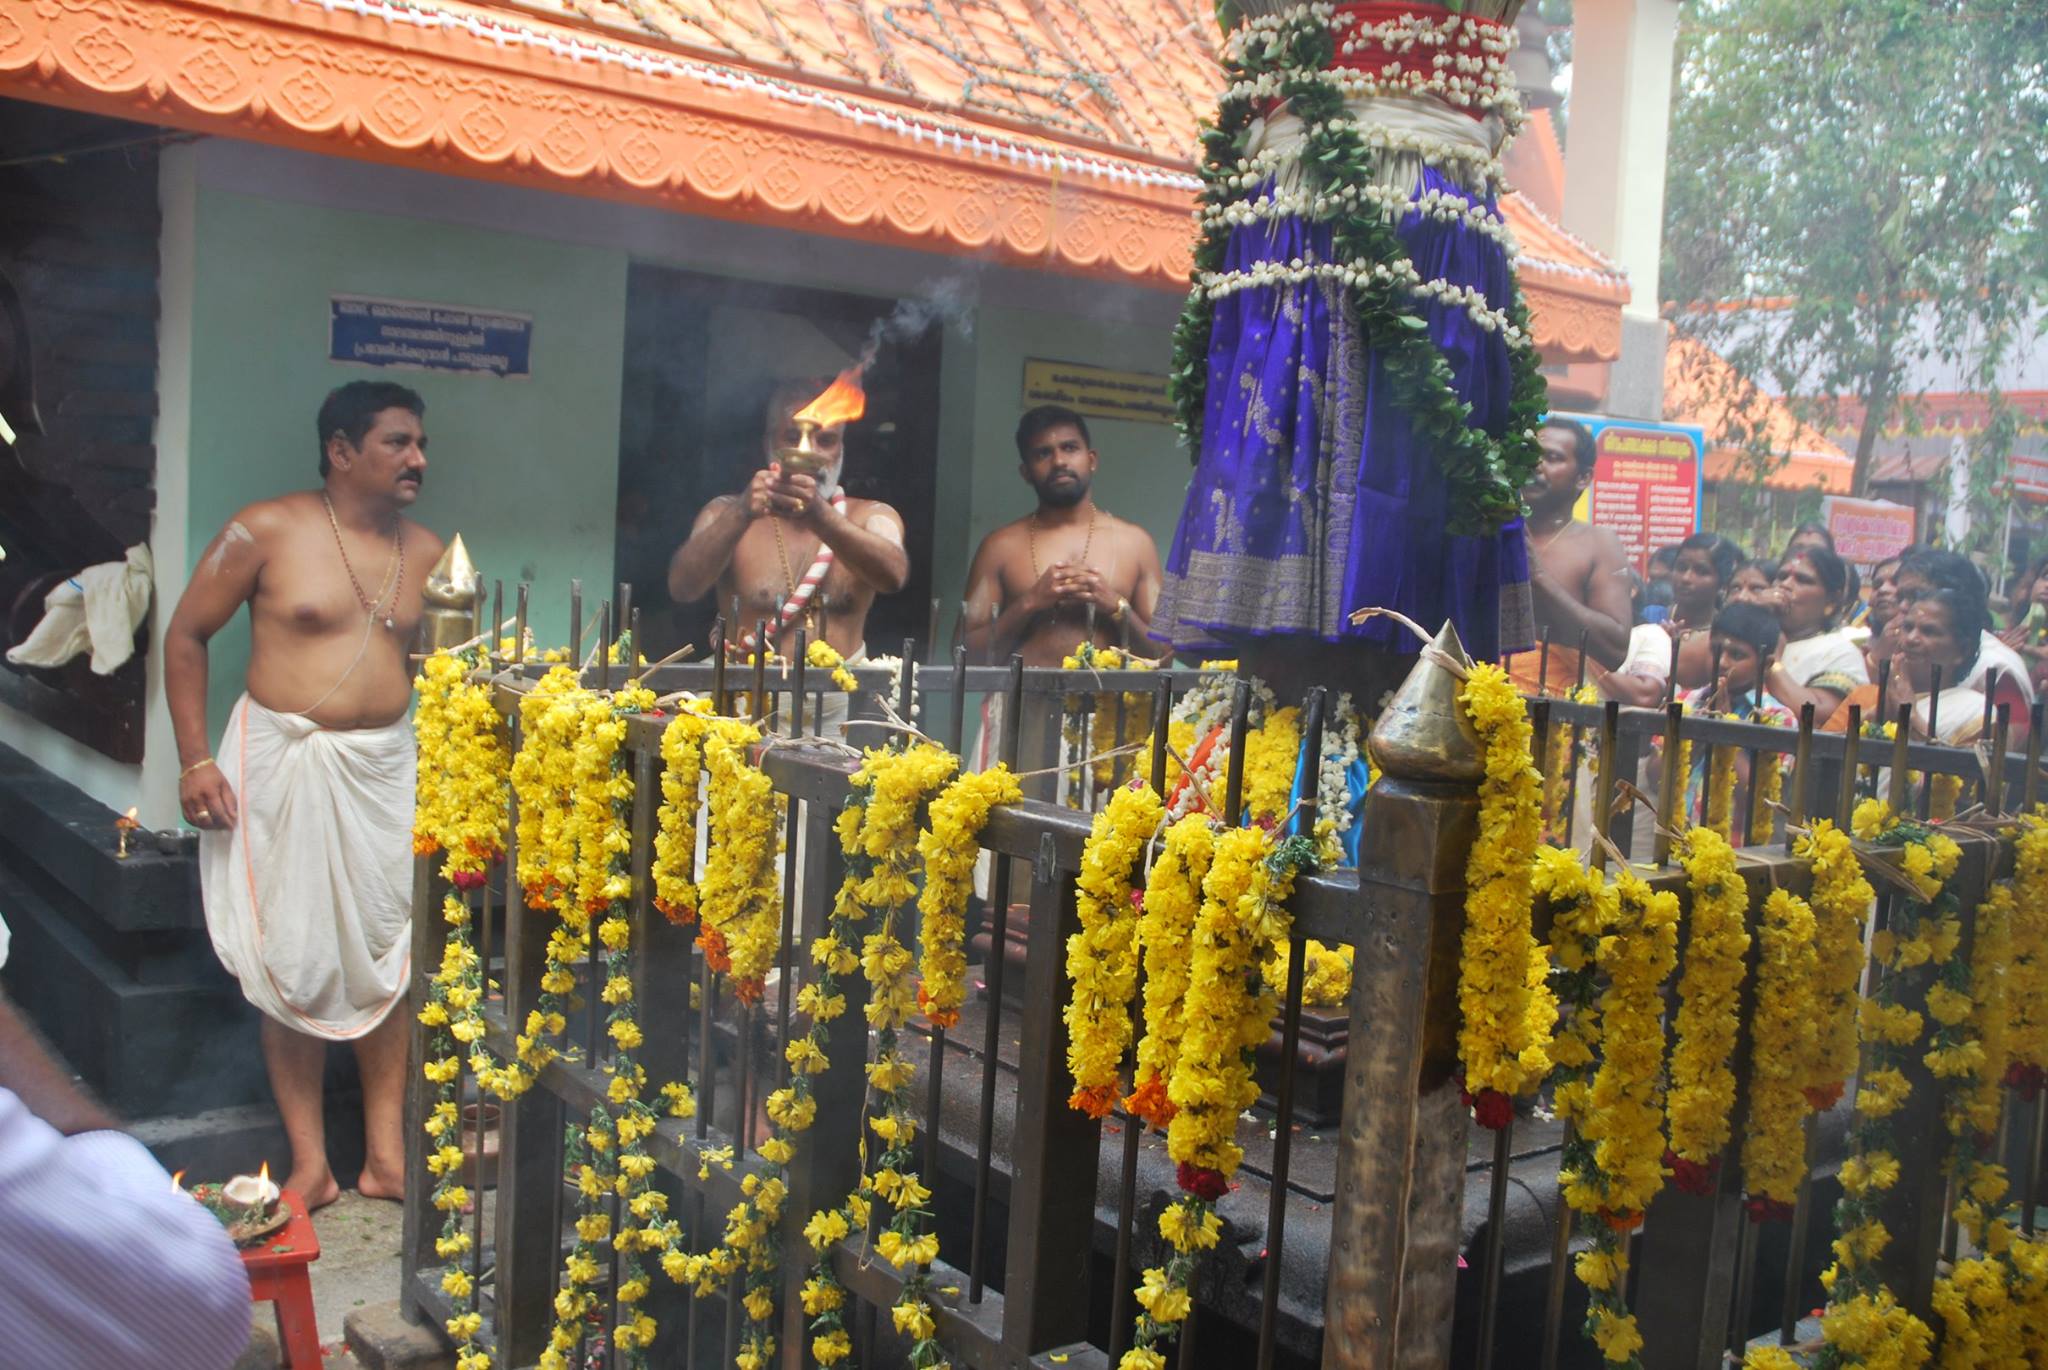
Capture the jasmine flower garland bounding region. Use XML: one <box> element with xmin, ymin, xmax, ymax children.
<box><xmin>1168</xmin><ymin>3</ymin><xmax>1545</xmax><ymax>536</ymax></box>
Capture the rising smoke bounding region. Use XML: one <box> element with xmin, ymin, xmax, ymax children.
<box><xmin>854</xmin><ymin>276</ymin><xmax>977</xmax><ymax>370</ymax></box>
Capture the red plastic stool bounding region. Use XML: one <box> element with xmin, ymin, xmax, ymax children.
<box><xmin>241</xmin><ymin>1188</ymin><xmax>324</xmax><ymax>1367</ymax></box>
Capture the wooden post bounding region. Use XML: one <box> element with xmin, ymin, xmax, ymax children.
<box><xmin>399</xmin><ymin>854</ymin><xmax>447</xmax><ymax>1322</ymax></box>
<box><xmin>1000</xmin><ymin>826</ymin><xmax>1100</xmax><ymax>1356</ymax></box>
<box><xmin>1323</xmin><ymin>628</ymin><xmax>1482</xmax><ymax>1369</ymax></box>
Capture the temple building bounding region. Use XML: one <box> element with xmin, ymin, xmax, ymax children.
<box><xmin>0</xmin><ymin>0</ymin><xmax>1654</xmax><ymax>1117</ymax></box>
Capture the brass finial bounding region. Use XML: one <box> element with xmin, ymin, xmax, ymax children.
<box><xmin>1368</xmin><ymin>619</ymin><xmax>1484</xmax><ymax>783</ymax></box>
<box><xmin>423</xmin><ymin>533</ymin><xmax>479</xmax><ymax>608</ymax></box>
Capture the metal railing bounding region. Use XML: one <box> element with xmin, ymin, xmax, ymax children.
<box><xmin>397</xmin><ymin>625</ymin><xmax>2048</xmax><ymax>1370</ymax></box>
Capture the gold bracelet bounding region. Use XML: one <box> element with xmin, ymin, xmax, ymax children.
<box><xmin>180</xmin><ymin>756</ymin><xmax>217</xmax><ymax>780</ymax></box>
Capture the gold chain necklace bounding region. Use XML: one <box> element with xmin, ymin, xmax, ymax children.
<box><xmin>322</xmin><ymin>494</ymin><xmax>403</xmax><ymax>630</ymax></box>
<box><xmin>1028</xmin><ymin>508</ymin><xmax>1095</xmax><ymax>579</ymax></box>
<box><xmin>1526</xmin><ymin>518</ymin><xmax>1573</xmax><ymax>556</ymax></box>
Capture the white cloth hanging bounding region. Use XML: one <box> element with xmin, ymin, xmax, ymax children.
<box><xmin>5</xmin><ymin>545</ymin><xmax>154</xmax><ymax>674</ymax></box>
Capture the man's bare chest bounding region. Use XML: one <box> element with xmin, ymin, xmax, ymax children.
<box><xmin>259</xmin><ymin>539</ymin><xmax>422</xmax><ymax>635</ymax></box>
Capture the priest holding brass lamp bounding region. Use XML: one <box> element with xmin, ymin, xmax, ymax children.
<box><xmin>667</xmin><ymin>372</ymin><xmax>910</xmax><ymax>667</ymax></box>
<box><xmin>164</xmin><ymin>379</ymin><xmax>449</xmax><ymax>1211</ymax></box>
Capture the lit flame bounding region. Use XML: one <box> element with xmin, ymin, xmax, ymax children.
<box><xmin>792</xmin><ymin>367</ymin><xmax>866</xmax><ymax>428</ymax></box>
<box><xmin>171</xmin><ymin>1169</ymin><xmax>186</xmax><ymax>1193</ymax></box>
<box><xmin>258</xmin><ymin>1160</ymin><xmax>270</xmax><ymax>1187</ymax></box>
<box><xmin>116</xmin><ymin>807</ymin><xmax>139</xmax><ymax>828</ymax></box>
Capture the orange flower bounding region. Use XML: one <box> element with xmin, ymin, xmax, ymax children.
<box><xmin>1125</xmin><ymin>1074</ymin><xmax>1175</xmax><ymax>1129</ymax></box>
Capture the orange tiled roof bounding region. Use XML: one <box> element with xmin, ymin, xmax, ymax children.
<box><xmin>5</xmin><ymin>0</ymin><xmax>1626</xmax><ymax>356</ymax></box>
<box><xmin>1665</xmin><ymin>337</ymin><xmax>1855</xmax><ymax>494</ymax></box>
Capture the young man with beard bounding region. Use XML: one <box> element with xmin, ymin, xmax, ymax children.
<box><xmin>165</xmin><ymin>380</ymin><xmax>443</xmax><ymax>1209</ymax></box>
<box><xmin>1511</xmin><ymin>416</ymin><xmax>1634</xmax><ymax>692</ymax></box>
<box><xmin>961</xmin><ymin>405</ymin><xmax>1162</xmax><ymax>668</ymax></box>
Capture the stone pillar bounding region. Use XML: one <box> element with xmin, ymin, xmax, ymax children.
<box><xmin>1560</xmin><ymin>0</ymin><xmax>1682</xmax><ymax>420</ymax></box>
<box><xmin>1322</xmin><ymin>625</ymin><xmax>1483</xmax><ymax>1370</ymax></box>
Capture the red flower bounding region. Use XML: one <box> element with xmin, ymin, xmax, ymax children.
<box><xmin>1744</xmin><ymin>1195</ymin><xmax>1794</xmax><ymax>1224</ymax></box>
<box><xmin>1460</xmin><ymin>1086</ymin><xmax>1514</xmax><ymax>1131</ymax></box>
<box><xmin>2005</xmin><ymin>1063</ymin><xmax>2044</xmax><ymax>1100</ymax></box>
<box><xmin>1177</xmin><ymin>1163</ymin><xmax>1229</xmax><ymax>1201</ymax></box>
<box><xmin>451</xmin><ymin>869</ymin><xmax>488</xmax><ymax>891</ymax></box>
<box><xmin>1802</xmin><ymin>1081</ymin><xmax>1845</xmax><ymax>1112</ymax></box>
<box><xmin>1664</xmin><ymin>1148</ymin><xmax>1719</xmax><ymax>1196</ymax></box>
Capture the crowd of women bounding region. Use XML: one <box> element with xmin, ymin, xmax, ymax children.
<box><xmin>1567</xmin><ymin>522</ymin><xmax>2040</xmax><ymax>751</ymax></box>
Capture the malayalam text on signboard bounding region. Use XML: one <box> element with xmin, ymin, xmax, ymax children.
<box><xmin>330</xmin><ymin>294</ymin><xmax>533</xmax><ymax>378</ymax></box>
<box><xmin>1021</xmin><ymin>358</ymin><xmax>1174</xmax><ymax>426</ymax></box>
<box><xmin>1823</xmin><ymin>496</ymin><xmax>1917</xmax><ymax>564</ymax></box>
<box><xmin>1586</xmin><ymin>425</ymin><xmax>1700</xmax><ymax>572</ymax></box>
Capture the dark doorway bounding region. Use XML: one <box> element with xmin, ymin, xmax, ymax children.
<box><xmin>614</xmin><ymin>264</ymin><xmax>943</xmax><ymax>662</ymax></box>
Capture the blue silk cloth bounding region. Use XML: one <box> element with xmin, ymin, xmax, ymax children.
<box><xmin>1152</xmin><ymin>168</ymin><xmax>1535</xmax><ymax>661</ymax></box>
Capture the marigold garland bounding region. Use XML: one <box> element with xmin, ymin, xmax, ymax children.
<box><xmin>1065</xmin><ymin>782</ymin><xmax>1168</xmax><ymax>1117</ymax></box>
<box><xmin>1665</xmin><ymin>828</ymin><xmax>1750</xmax><ymax>1195</ymax></box>
<box><xmin>413</xmin><ymin>648</ymin><xmax>508</xmax><ymax>1370</ymax></box>
<box><xmin>1456</xmin><ymin>661</ymin><xmax>1554</xmax><ymax>1119</ymax></box>
<box><xmin>697</xmin><ymin>716</ymin><xmax>783</xmax><ymax>1001</ymax></box>
<box><xmin>916</xmin><ymin>765</ymin><xmax>1022</xmax><ymax>1029</ymax></box>
<box><xmin>1803</xmin><ymin>820</ymin><xmax>1875</xmax><ymax>1111</ymax></box>
<box><xmin>1127</xmin><ymin>813</ymin><xmax>1217</xmax><ymax>1130</ymax></box>
<box><xmin>1589</xmin><ymin>869</ymin><xmax>1679</xmax><ymax>1363</ymax></box>
<box><xmin>1750</xmin><ymin>752</ymin><xmax>1784</xmax><ymax>846</ymax></box>
<box><xmin>1741</xmin><ymin>887</ymin><xmax>1821</xmax><ymax>1220</ymax></box>
<box><xmin>1120</xmin><ymin>823</ymin><xmax>1314</xmax><ymax>1370</ymax></box>
<box><xmin>1705</xmin><ymin>744</ymin><xmax>1738</xmax><ymax>840</ymax></box>
<box><xmin>1811</xmin><ymin>802</ymin><xmax>1954</xmax><ymax>1370</ymax></box>
<box><xmin>650</xmin><ymin>701</ymin><xmax>712</xmax><ymax>924</ymax></box>
<box><xmin>2008</xmin><ymin>812</ymin><xmax>2048</xmax><ymax>1095</ymax></box>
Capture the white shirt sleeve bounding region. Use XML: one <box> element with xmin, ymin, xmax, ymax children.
<box><xmin>0</xmin><ymin>1087</ymin><xmax>251</xmax><ymax>1368</ymax></box>
<box><xmin>1616</xmin><ymin>623</ymin><xmax>1673</xmax><ymax>683</ymax></box>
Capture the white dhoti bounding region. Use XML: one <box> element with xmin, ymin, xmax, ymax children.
<box><xmin>199</xmin><ymin>695</ymin><xmax>415</xmax><ymax>1041</ymax></box>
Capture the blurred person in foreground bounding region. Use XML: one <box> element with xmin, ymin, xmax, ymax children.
<box><xmin>0</xmin><ymin>989</ymin><xmax>249</xmax><ymax>1366</ymax></box>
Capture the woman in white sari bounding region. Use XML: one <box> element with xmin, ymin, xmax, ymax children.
<box><xmin>1762</xmin><ymin>546</ymin><xmax>1868</xmax><ymax>728</ymax></box>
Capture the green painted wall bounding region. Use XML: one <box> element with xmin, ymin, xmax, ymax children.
<box><xmin>183</xmin><ymin>188</ymin><xmax>627</xmax><ymax>735</ymax></box>
<box><xmin>937</xmin><ymin>302</ymin><xmax>1187</xmax><ymax>615</ymax></box>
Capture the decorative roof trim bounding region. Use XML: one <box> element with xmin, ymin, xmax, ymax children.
<box><xmin>0</xmin><ymin>0</ymin><xmax>1199</xmax><ymax>284</ymax></box>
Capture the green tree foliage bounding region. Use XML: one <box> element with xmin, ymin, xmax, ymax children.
<box><xmin>1661</xmin><ymin>0</ymin><xmax>2048</xmax><ymax>519</ymax></box>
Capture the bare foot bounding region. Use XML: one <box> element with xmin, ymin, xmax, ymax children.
<box><xmin>286</xmin><ymin>1169</ymin><xmax>342</xmax><ymax>1212</ymax></box>
<box><xmin>355</xmin><ymin>1167</ymin><xmax>406</xmax><ymax>1202</ymax></box>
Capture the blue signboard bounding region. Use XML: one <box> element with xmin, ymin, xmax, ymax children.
<box><xmin>330</xmin><ymin>294</ymin><xmax>532</xmax><ymax>378</ymax></box>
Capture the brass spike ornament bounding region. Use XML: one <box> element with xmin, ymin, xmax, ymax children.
<box><xmin>1368</xmin><ymin>619</ymin><xmax>1484</xmax><ymax>784</ymax></box>
<box><xmin>417</xmin><ymin>533</ymin><xmax>481</xmax><ymax>655</ymax></box>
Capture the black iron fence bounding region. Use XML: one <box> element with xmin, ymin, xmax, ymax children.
<box><xmin>399</xmin><ymin>629</ymin><xmax>2048</xmax><ymax>1369</ymax></box>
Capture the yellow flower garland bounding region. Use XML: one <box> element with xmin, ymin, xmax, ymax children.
<box><xmin>1060</xmin><ymin>644</ymin><xmax>1156</xmax><ymax>790</ymax></box>
<box><xmin>1740</xmin><ymin>887</ymin><xmax>1820</xmax><ymax>1217</ymax></box>
<box><xmin>1263</xmin><ymin>939</ymin><xmax>1353</xmax><ymax>1009</ymax></box>
<box><xmin>916</xmin><ymin>765</ymin><xmax>1022</xmax><ymax>1029</ymax></box>
<box><xmin>1803</xmin><ymin>819</ymin><xmax>1875</xmax><ymax>1109</ymax></box>
<box><xmin>697</xmin><ymin>716</ymin><xmax>782</xmax><ymax>1001</ymax></box>
<box><xmin>1065</xmin><ymin>783</ymin><xmax>1168</xmax><ymax>1117</ymax></box>
<box><xmin>413</xmin><ymin>648</ymin><xmax>508</xmax><ymax>1370</ymax></box>
<box><xmin>1456</xmin><ymin>662</ymin><xmax>1555</xmax><ymax>1112</ymax></box>
<box><xmin>1127</xmin><ymin>813</ymin><xmax>1216</xmax><ymax>1130</ymax></box>
<box><xmin>1705</xmin><ymin>744</ymin><xmax>1737</xmax><ymax>840</ymax></box>
<box><xmin>1666</xmin><ymin>828</ymin><xmax>1749</xmax><ymax>1193</ymax></box>
<box><xmin>2008</xmin><ymin>812</ymin><xmax>2048</xmax><ymax>1092</ymax></box>
<box><xmin>1119</xmin><ymin>822</ymin><xmax>1313</xmax><ymax>1370</ymax></box>
<box><xmin>650</xmin><ymin>701</ymin><xmax>712</xmax><ymax>924</ymax></box>
<box><xmin>1563</xmin><ymin>867</ymin><xmax>1678</xmax><ymax>1367</ymax></box>
<box><xmin>1749</xmin><ymin>752</ymin><xmax>1783</xmax><ymax>846</ymax></box>
<box><xmin>1812</xmin><ymin>802</ymin><xmax>1953</xmax><ymax>1370</ymax></box>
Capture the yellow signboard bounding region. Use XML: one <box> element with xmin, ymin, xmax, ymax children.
<box><xmin>1021</xmin><ymin>358</ymin><xmax>1175</xmax><ymax>427</ymax></box>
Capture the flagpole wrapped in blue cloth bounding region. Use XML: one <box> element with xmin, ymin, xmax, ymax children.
<box><xmin>1152</xmin><ymin>0</ymin><xmax>1548</xmax><ymax>664</ymax></box>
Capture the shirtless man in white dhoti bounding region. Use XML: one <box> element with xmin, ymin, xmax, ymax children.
<box><xmin>166</xmin><ymin>380</ymin><xmax>443</xmax><ymax>1210</ymax></box>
